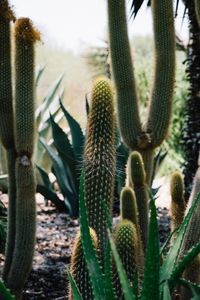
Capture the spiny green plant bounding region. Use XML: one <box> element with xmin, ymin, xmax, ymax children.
<box><xmin>0</xmin><ymin>2</ymin><xmax>39</xmax><ymax>297</ymax></box>
<box><xmin>107</xmin><ymin>0</ymin><xmax>175</xmax><ymax>183</ymax></box>
<box><xmin>195</xmin><ymin>0</ymin><xmax>200</xmax><ymax>26</ymax></box>
<box><xmin>179</xmin><ymin>159</ymin><xmax>200</xmax><ymax>299</ymax></box>
<box><xmin>127</xmin><ymin>151</ymin><xmax>149</xmax><ymax>248</ymax></box>
<box><xmin>170</xmin><ymin>171</ymin><xmax>186</xmax><ymax>233</ymax></box>
<box><xmin>83</xmin><ymin>77</ymin><xmax>116</xmax><ymax>265</ymax></box>
<box><xmin>69</xmin><ymin>228</ymin><xmax>98</xmax><ymax>300</ymax></box>
<box><xmin>113</xmin><ymin>219</ymin><xmax>138</xmax><ymax>299</ymax></box>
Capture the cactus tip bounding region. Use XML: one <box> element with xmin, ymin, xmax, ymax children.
<box><xmin>0</xmin><ymin>0</ymin><xmax>15</xmax><ymax>21</ymax></box>
<box><xmin>15</xmin><ymin>17</ymin><xmax>40</xmax><ymax>42</ymax></box>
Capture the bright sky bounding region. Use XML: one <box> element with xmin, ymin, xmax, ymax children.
<box><xmin>9</xmin><ymin>0</ymin><xmax>189</xmax><ymax>53</ymax></box>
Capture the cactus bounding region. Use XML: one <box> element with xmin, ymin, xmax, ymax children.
<box><xmin>170</xmin><ymin>171</ymin><xmax>186</xmax><ymax>232</ymax></box>
<box><xmin>180</xmin><ymin>160</ymin><xmax>200</xmax><ymax>299</ymax></box>
<box><xmin>113</xmin><ymin>219</ymin><xmax>138</xmax><ymax>299</ymax></box>
<box><xmin>0</xmin><ymin>0</ymin><xmax>17</xmax><ymax>281</ymax></box>
<box><xmin>107</xmin><ymin>0</ymin><xmax>175</xmax><ymax>183</ymax></box>
<box><xmin>120</xmin><ymin>186</ymin><xmax>144</xmax><ymax>285</ymax></box>
<box><xmin>69</xmin><ymin>228</ymin><xmax>98</xmax><ymax>300</ymax></box>
<box><xmin>127</xmin><ymin>151</ymin><xmax>149</xmax><ymax>248</ymax></box>
<box><xmin>195</xmin><ymin>0</ymin><xmax>200</xmax><ymax>26</ymax></box>
<box><xmin>84</xmin><ymin>78</ymin><xmax>116</xmax><ymax>264</ymax></box>
<box><xmin>4</xmin><ymin>18</ymin><xmax>39</xmax><ymax>298</ymax></box>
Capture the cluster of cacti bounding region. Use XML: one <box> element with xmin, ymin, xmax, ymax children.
<box><xmin>107</xmin><ymin>0</ymin><xmax>175</xmax><ymax>245</ymax></box>
<box><xmin>0</xmin><ymin>1</ymin><xmax>39</xmax><ymax>298</ymax></box>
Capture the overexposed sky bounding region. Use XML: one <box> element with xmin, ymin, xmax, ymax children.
<box><xmin>10</xmin><ymin>0</ymin><xmax>189</xmax><ymax>53</ymax></box>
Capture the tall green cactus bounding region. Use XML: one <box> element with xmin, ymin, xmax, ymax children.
<box><xmin>170</xmin><ymin>171</ymin><xmax>186</xmax><ymax>232</ymax></box>
<box><xmin>107</xmin><ymin>0</ymin><xmax>175</xmax><ymax>183</ymax></box>
<box><xmin>195</xmin><ymin>0</ymin><xmax>200</xmax><ymax>26</ymax></box>
<box><xmin>84</xmin><ymin>78</ymin><xmax>116</xmax><ymax>264</ymax></box>
<box><xmin>5</xmin><ymin>18</ymin><xmax>39</xmax><ymax>298</ymax></box>
<box><xmin>69</xmin><ymin>228</ymin><xmax>98</xmax><ymax>300</ymax></box>
<box><xmin>128</xmin><ymin>151</ymin><xmax>149</xmax><ymax>248</ymax></box>
<box><xmin>0</xmin><ymin>0</ymin><xmax>16</xmax><ymax>282</ymax></box>
<box><xmin>113</xmin><ymin>219</ymin><xmax>138</xmax><ymax>299</ymax></box>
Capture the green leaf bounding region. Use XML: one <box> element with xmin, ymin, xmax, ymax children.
<box><xmin>108</xmin><ymin>230</ymin><xmax>136</xmax><ymax>300</ymax></box>
<box><xmin>60</xmin><ymin>99</ymin><xmax>85</xmax><ymax>158</ymax></box>
<box><xmin>85</xmin><ymin>95</ymin><xmax>90</xmax><ymax>116</ymax></box>
<box><xmin>168</xmin><ymin>241</ymin><xmax>200</xmax><ymax>290</ymax></box>
<box><xmin>35</xmin><ymin>74</ymin><xmax>64</xmax><ymax>121</ymax></box>
<box><xmin>163</xmin><ymin>283</ymin><xmax>172</xmax><ymax>300</ymax></box>
<box><xmin>39</xmin><ymin>138</ymin><xmax>78</xmax><ymax>216</ymax></box>
<box><xmin>36</xmin><ymin>165</ymin><xmax>52</xmax><ymax>190</ymax></box>
<box><xmin>36</xmin><ymin>184</ymin><xmax>68</xmax><ymax>212</ymax></box>
<box><xmin>66</xmin><ymin>267</ymin><xmax>83</xmax><ymax>300</ymax></box>
<box><xmin>49</xmin><ymin>114</ymin><xmax>78</xmax><ymax>192</ymax></box>
<box><xmin>35</xmin><ymin>65</ymin><xmax>45</xmax><ymax>87</ymax></box>
<box><xmin>79</xmin><ymin>172</ymin><xmax>107</xmax><ymax>300</ymax></box>
<box><xmin>160</xmin><ymin>228</ymin><xmax>178</xmax><ymax>257</ymax></box>
<box><xmin>140</xmin><ymin>193</ymin><xmax>160</xmax><ymax>300</ymax></box>
<box><xmin>104</xmin><ymin>242</ymin><xmax>117</xmax><ymax>300</ymax></box>
<box><xmin>0</xmin><ymin>280</ymin><xmax>15</xmax><ymax>299</ymax></box>
<box><xmin>178</xmin><ymin>279</ymin><xmax>200</xmax><ymax>299</ymax></box>
<box><xmin>160</xmin><ymin>193</ymin><xmax>200</xmax><ymax>288</ymax></box>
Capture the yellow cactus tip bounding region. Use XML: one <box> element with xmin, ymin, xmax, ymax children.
<box><xmin>15</xmin><ymin>18</ymin><xmax>41</xmax><ymax>42</ymax></box>
<box><xmin>0</xmin><ymin>0</ymin><xmax>16</xmax><ymax>21</ymax></box>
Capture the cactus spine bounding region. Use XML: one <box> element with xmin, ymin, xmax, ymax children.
<box><xmin>113</xmin><ymin>220</ymin><xmax>138</xmax><ymax>299</ymax></box>
<box><xmin>69</xmin><ymin>228</ymin><xmax>98</xmax><ymax>300</ymax></box>
<box><xmin>0</xmin><ymin>0</ymin><xmax>17</xmax><ymax>281</ymax></box>
<box><xmin>128</xmin><ymin>151</ymin><xmax>148</xmax><ymax>248</ymax></box>
<box><xmin>84</xmin><ymin>78</ymin><xmax>116</xmax><ymax>264</ymax></box>
<box><xmin>107</xmin><ymin>0</ymin><xmax>175</xmax><ymax>182</ymax></box>
<box><xmin>170</xmin><ymin>171</ymin><xmax>186</xmax><ymax>232</ymax></box>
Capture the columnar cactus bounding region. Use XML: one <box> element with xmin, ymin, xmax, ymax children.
<box><xmin>195</xmin><ymin>0</ymin><xmax>200</xmax><ymax>26</ymax></box>
<box><xmin>170</xmin><ymin>171</ymin><xmax>186</xmax><ymax>232</ymax></box>
<box><xmin>127</xmin><ymin>151</ymin><xmax>148</xmax><ymax>248</ymax></box>
<box><xmin>69</xmin><ymin>228</ymin><xmax>98</xmax><ymax>300</ymax></box>
<box><xmin>107</xmin><ymin>0</ymin><xmax>175</xmax><ymax>183</ymax></box>
<box><xmin>113</xmin><ymin>219</ymin><xmax>138</xmax><ymax>299</ymax></box>
<box><xmin>180</xmin><ymin>159</ymin><xmax>200</xmax><ymax>299</ymax></box>
<box><xmin>0</xmin><ymin>0</ymin><xmax>16</xmax><ymax>281</ymax></box>
<box><xmin>5</xmin><ymin>18</ymin><xmax>40</xmax><ymax>298</ymax></box>
<box><xmin>84</xmin><ymin>78</ymin><xmax>116</xmax><ymax>264</ymax></box>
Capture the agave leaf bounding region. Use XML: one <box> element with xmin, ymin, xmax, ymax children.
<box><xmin>178</xmin><ymin>279</ymin><xmax>200</xmax><ymax>299</ymax></box>
<box><xmin>160</xmin><ymin>193</ymin><xmax>200</xmax><ymax>288</ymax></box>
<box><xmin>108</xmin><ymin>230</ymin><xmax>136</xmax><ymax>300</ymax></box>
<box><xmin>160</xmin><ymin>228</ymin><xmax>178</xmax><ymax>257</ymax></box>
<box><xmin>36</xmin><ymin>165</ymin><xmax>52</xmax><ymax>190</ymax></box>
<box><xmin>85</xmin><ymin>94</ymin><xmax>90</xmax><ymax>116</ymax></box>
<box><xmin>35</xmin><ymin>65</ymin><xmax>45</xmax><ymax>87</ymax></box>
<box><xmin>49</xmin><ymin>114</ymin><xmax>78</xmax><ymax>192</ymax></box>
<box><xmin>0</xmin><ymin>280</ymin><xmax>15</xmax><ymax>299</ymax></box>
<box><xmin>66</xmin><ymin>267</ymin><xmax>83</xmax><ymax>300</ymax></box>
<box><xmin>168</xmin><ymin>242</ymin><xmax>200</xmax><ymax>290</ymax></box>
<box><xmin>39</xmin><ymin>138</ymin><xmax>75</xmax><ymax>204</ymax></box>
<box><xmin>60</xmin><ymin>99</ymin><xmax>85</xmax><ymax>158</ymax></box>
<box><xmin>163</xmin><ymin>283</ymin><xmax>172</xmax><ymax>300</ymax></box>
<box><xmin>36</xmin><ymin>184</ymin><xmax>68</xmax><ymax>212</ymax></box>
<box><xmin>140</xmin><ymin>193</ymin><xmax>160</xmax><ymax>300</ymax></box>
<box><xmin>35</xmin><ymin>74</ymin><xmax>64</xmax><ymax>121</ymax></box>
<box><xmin>79</xmin><ymin>172</ymin><xmax>107</xmax><ymax>300</ymax></box>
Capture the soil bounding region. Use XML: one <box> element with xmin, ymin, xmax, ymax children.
<box><xmin>0</xmin><ymin>193</ymin><xmax>171</xmax><ymax>300</ymax></box>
